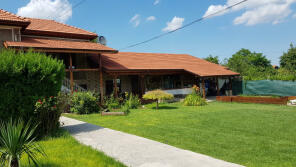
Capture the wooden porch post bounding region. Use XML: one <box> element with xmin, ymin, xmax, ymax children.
<box><xmin>229</xmin><ymin>77</ymin><xmax>233</xmax><ymax>96</ymax></box>
<box><xmin>216</xmin><ymin>77</ymin><xmax>220</xmax><ymax>96</ymax></box>
<box><xmin>202</xmin><ymin>78</ymin><xmax>206</xmax><ymax>99</ymax></box>
<box><xmin>113</xmin><ymin>75</ymin><xmax>118</xmax><ymax>98</ymax></box>
<box><xmin>180</xmin><ymin>75</ymin><xmax>184</xmax><ymax>89</ymax></box>
<box><xmin>141</xmin><ymin>75</ymin><xmax>145</xmax><ymax>96</ymax></box>
<box><xmin>99</xmin><ymin>54</ymin><xmax>104</xmax><ymax>104</ymax></box>
<box><xmin>69</xmin><ymin>54</ymin><xmax>74</xmax><ymax>93</ymax></box>
<box><xmin>139</xmin><ymin>75</ymin><xmax>145</xmax><ymax>97</ymax></box>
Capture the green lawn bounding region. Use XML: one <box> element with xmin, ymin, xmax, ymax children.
<box><xmin>22</xmin><ymin>130</ymin><xmax>125</xmax><ymax>167</ymax></box>
<box><xmin>65</xmin><ymin>102</ymin><xmax>296</xmax><ymax>167</ymax></box>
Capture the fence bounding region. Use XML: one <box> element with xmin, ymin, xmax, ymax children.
<box><xmin>232</xmin><ymin>80</ymin><xmax>296</xmax><ymax>97</ymax></box>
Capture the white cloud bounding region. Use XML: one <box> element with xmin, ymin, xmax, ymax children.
<box><xmin>203</xmin><ymin>0</ymin><xmax>296</xmax><ymax>26</ymax></box>
<box><xmin>162</xmin><ymin>16</ymin><xmax>184</xmax><ymax>32</ymax></box>
<box><xmin>154</xmin><ymin>0</ymin><xmax>160</xmax><ymax>5</ymax></box>
<box><xmin>293</xmin><ymin>13</ymin><xmax>296</xmax><ymax>18</ymax></box>
<box><xmin>17</xmin><ymin>0</ymin><xmax>72</xmax><ymax>23</ymax></box>
<box><xmin>146</xmin><ymin>16</ymin><xmax>156</xmax><ymax>21</ymax></box>
<box><xmin>130</xmin><ymin>14</ymin><xmax>141</xmax><ymax>27</ymax></box>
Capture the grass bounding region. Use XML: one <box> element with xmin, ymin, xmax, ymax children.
<box><xmin>21</xmin><ymin>129</ymin><xmax>125</xmax><ymax>167</ymax></box>
<box><xmin>64</xmin><ymin>102</ymin><xmax>296</xmax><ymax>167</ymax></box>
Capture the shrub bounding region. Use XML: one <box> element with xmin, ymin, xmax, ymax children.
<box><xmin>56</xmin><ymin>92</ymin><xmax>71</xmax><ymax>113</ymax></box>
<box><xmin>70</xmin><ymin>91</ymin><xmax>100</xmax><ymax>114</ymax></box>
<box><xmin>121</xmin><ymin>104</ymin><xmax>130</xmax><ymax>115</ymax></box>
<box><xmin>34</xmin><ymin>94</ymin><xmax>68</xmax><ymax>135</ymax></box>
<box><xmin>105</xmin><ymin>94</ymin><xmax>121</xmax><ymax>110</ymax></box>
<box><xmin>0</xmin><ymin>119</ymin><xmax>45</xmax><ymax>167</ymax></box>
<box><xmin>184</xmin><ymin>86</ymin><xmax>207</xmax><ymax>106</ymax></box>
<box><xmin>124</xmin><ymin>92</ymin><xmax>141</xmax><ymax>109</ymax></box>
<box><xmin>143</xmin><ymin>90</ymin><xmax>174</xmax><ymax>109</ymax></box>
<box><xmin>0</xmin><ymin>49</ymin><xmax>64</xmax><ymax>136</ymax></box>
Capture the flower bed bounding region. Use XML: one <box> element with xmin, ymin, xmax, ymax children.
<box><xmin>216</xmin><ymin>96</ymin><xmax>289</xmax><ymax>105</ymax></box>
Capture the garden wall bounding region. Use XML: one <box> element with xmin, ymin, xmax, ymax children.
<box><xmin>216</xmin><ymin>96</ymin><xmax>289</xmax><ymax>105</ymax></box>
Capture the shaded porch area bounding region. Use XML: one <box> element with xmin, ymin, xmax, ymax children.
<box><xmin>100</xmin><ymin>52</ymin><xmax>240</xmax><ymax>100</ymax></box>
<box><xmin>103</xmin><ymin>69</ymin><xmax>236</xmax><ymax>99</ymax></box>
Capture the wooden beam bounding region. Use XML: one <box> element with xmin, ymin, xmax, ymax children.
<box><xmin>216</xmin><ymin>77</ymin><xmax>220</xmax><ymax>96</ymax></box>
<box><xmin>138</xmin><ymin>75</ymin><xmax>145</xmax><ymax>97</ymax></box>
<box><xmin>69</xmin><ymin>54</ymin><xmax>74</xmax><ymax>93</ymax></box>
<box><xmin>202</xmin><ymin>78</ymin><xmax>206</xmax><ymax>99</ymax></box>
<box><xmin>229</xmin><ymin>77</ymin><xmax>233</xmax><ymax>96</ymax></box>
<box><xmin>113</xmin><ymin>75</ymin><xmax>118</xmax><ymax>98</ymax></box>
<box><xmin>99</xmin><ymin>54</ymin><xmax>104</xmax><ymax>104</ymax></box>
<box><xmin>65</xmin><ymin>68</ymin><xmax>100</xmax><ymax>72</ymax></box>
<box><xmin>180</xmin><ymin>75</ymin><xmax>184</xmax><ymax>89</ymax></box>
<box><xmin>141</xmin><ymin>75</ymin><xmax>145</xmax><ymax>96</ymax></box>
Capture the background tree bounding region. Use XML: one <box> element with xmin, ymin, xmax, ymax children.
<box><xmin>280</xmin><ymin>43</ymin><xmax>296</xmax><ymax>72</ymax></box>
<box><xmin>227</xmin><ymin>48</ymin><xmax>272</xmax><ymax>76</ymax></box>
<box><xmin>204</xmin><ymin>55</ymin><xmax>219</xmax><ymax>64</ymax></box>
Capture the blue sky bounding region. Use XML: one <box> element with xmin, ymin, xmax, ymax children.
<box><xmin>2</xmin><ymin>0</ymin><xmax>296</xmax><ymax>65</ymax></box>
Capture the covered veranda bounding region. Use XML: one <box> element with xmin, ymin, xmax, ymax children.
<box><xmin>101</xmin><ymin>52</ymin><xmax>240</xmax><ymax>99</ymax></box>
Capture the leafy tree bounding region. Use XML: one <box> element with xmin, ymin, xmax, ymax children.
<box><xmin>143</xmin><ymin>90</ymin><xmax>173</xmax><ymax>110</ymax></box>
<box><xmin>227</xmin><ymin>49</ymin><xmax>272</xmax><ymax>76</ymax></box>
<box><xmin>204</xmin><ymin>55</ymin><xmax>219</xmax><ymax>64</ymax></box>
<box><xmin>280</xmin><ymin>43</ymin><xmax>296</xmax><ymax>72</ymax></box>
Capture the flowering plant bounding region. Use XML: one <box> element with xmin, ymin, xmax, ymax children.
<box><xmin>192</xmin><ymin>85</ymin><xmax>200</xmax><ymax>94</ymax></box>
<box><xmin>35</xmin><ymin>96</ymin><xmax>57</xmax><ymax>112</ymax></box>
<box><xmin>34</xmin><ymin>96</ymin><xmax>61</xmax><ymax>135</ymax></box>
<box><xmin>183</xmin><ymin>85</ymin><xmax>207</xmax><ymax>106</ymax></box>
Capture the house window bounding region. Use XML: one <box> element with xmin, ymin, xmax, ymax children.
<box><xmin>146</xmin><ymin>75</ymin><xmax>182</xmax><ymax>90</ymax></box>
<box><xmin>163</xmin><ymin>75</ymin><xmax>181</xmax><ymax>89</ymax></box>
<box><xmin>183</xmin><ymin>75</ymin><xmax>196</xmax><ymax>88</ymax></box>
<box><xmin>146</xmin><ymin>76</ymin><xmax>162</xmax><ymax>91</ymax></box>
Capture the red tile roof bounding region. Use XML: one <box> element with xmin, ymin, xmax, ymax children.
<box><xmin>23</xmin><ymin>18</ymin><xmax>98</xmax><ymax>40</ymax></box>
<box><xmin>102</xmin><ymin>52</ymin><xmax>239</xmax><ymax>77</ymax></box>
<box><xmin>0</xmin><ymin>9</ymin><xmax>30</xmax><ymax>27</ymax></box>
<box><xmin>0</xmin><ymin>9</ymin><xmax>97</xmax><ymax>40</ymax></box>
<box><xmin>4</xmin><ymin>37</ymin><xmax>117</xmax><ymax>53</ymax></box>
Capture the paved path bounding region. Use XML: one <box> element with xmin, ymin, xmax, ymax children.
<box><xmin>61</xmin><ymin>116</ymin><xmax>244</xmax><ymax>167</ymax></box>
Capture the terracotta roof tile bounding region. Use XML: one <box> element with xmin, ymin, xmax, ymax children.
<box><xmin>23</xmin><ymin>18</ymin><xmax>98</xmax><ymax>40</ymax></box>
<box><xmin>4</xmin><ymin>37</ymin><xmax>117</xmax><ymax>53</ymax></box>
<box><xmin>102</xmin><ymin>52</ymin><xmax>239</xmax><ymax>77</ymax></box>
<box><xmin>0</xmin><ymin>9</ymin><xmax>30</xmax><ymax>26</ymax></box>
<box><xmin>0</xmin><ymin>9</ymin><xmax>97</xmax><ymax>39</ymax></box>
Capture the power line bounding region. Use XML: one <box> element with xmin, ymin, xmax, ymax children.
<box><xmin>119</xmin><ymin>0</ymin><xmax>248</xmax><ymax>51</ymax></box>
<box><xmin>52</xmin><ymin>0</ymin><xmax>87</xmax><ymax>21</ymax></box>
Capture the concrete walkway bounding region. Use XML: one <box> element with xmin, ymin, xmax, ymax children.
<box><xmin>61</xmin><ymin>116</ymin><xmax>244</xmax><ymax>167</ymax></box>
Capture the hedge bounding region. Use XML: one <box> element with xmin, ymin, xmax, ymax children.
<box><xmin>0</xmin><ymin>49</ymin><xmax>65</xmax><ymax>123</ymax></box>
